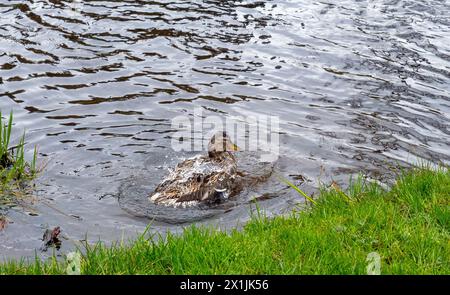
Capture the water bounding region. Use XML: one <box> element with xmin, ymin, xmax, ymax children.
<box><xmin>0</xmin><ymin>0</ymin><xmax>449</xmax><ymax>260</ymax></box>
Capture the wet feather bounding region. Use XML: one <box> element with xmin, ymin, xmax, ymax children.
<box><xmin>149</xmin><ymin>132</ymin><xmax>240</xmax><ymax>207</ymax></box>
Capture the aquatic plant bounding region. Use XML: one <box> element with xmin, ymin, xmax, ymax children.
<box><xmin>0</xmin><ymin>111</ymin><xmax>38</xmax><ymax>206</ymax></box>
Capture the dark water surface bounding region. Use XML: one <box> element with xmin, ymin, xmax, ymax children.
<box><xmin>1</xmin><ymin>0</ymin><xmax>449</xmax><ymax>260</ymax></box>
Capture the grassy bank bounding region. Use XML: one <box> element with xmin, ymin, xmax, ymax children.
<box><xmin>1</xmin><ymin>167</ymin><xmax>449</xmax><ymax>274</ymax></box>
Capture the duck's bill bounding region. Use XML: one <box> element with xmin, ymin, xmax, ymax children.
<box><xmin>232</xmin><ymin>144</ymin><xmax>240</xmax><ymax>151</ymax></box>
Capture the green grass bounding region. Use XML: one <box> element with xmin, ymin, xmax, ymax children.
<box><xmin>0</xmin><ymin>111</ymin><xmax>38</xmax><ymax>206</ymax></box>
<box><xmin>1</xmin><ymin>167</ymin><xmax>449</xmax><ymax>274</ymax></box>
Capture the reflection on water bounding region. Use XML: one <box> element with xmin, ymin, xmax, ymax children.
<box><xmin>0</xmin><ymin>0</ymin><xmax>449</xmax><ymax>259</ymax></box>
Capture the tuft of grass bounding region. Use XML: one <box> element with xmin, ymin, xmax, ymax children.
<box><xmin>0</xmin><ymin>111</ymin><xmax>38</xmax><ymax>206</ymax></box>
<box><xmin>1</xmin><ymin>167</ymin><xmax>449</xmax><ymax>274</ymax></box>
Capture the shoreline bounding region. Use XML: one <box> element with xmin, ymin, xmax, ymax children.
<box><xmin>1</xmin><ymin>166</ymin><xmax>448</xmax><ymax>274</ymax></box>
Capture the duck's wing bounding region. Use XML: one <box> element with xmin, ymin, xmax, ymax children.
<box><xmin>152</xmin><ymin>172</ymin><xmax>217</xmax><ymax>203</ymax></box>
<box><xmin>175</xmin><ymin>185</ymin><xmax>213</xmax><ymax>203</ymax></box>
<box><xmin>175</xmin><ymin>166</ymin><xmax>241</xmax><ymax>203</ymax></box>
<box><xmin>150</xmin><ymin>155</ymin><xmax>240</xmax><ymax>205</ymax></box>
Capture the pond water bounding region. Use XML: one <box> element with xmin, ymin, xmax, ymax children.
<box><xmin>0</xmin><ymin>0</ymin><xmax>449</xmax><ymax>260</ymax></box>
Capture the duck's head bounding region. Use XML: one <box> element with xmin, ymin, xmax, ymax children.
<box><xmin>208</xmin><ymin>131</ymin><xmax>239</xmax><ymax>158</ymax></box>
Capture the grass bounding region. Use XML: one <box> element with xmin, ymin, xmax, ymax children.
<box><xmin>0</xmin><ymin>111</ymin><xmax>38</xmax><ymax>207</ymax></box>
<box><xmin>1</xmin><ymin>167</ymin><xmax>449</xmax><ymax>274</ymax></box>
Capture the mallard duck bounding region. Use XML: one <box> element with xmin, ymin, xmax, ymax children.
<box><xmin>149</xmin><ymin>132</ymin><xmax>241</xmax><ymax>207</ymax></box>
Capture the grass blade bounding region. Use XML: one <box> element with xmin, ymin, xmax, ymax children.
<box><xmin>276</xmin><ymin>174</ymin><xmax>317</xmax><ymax>205</ymax></box>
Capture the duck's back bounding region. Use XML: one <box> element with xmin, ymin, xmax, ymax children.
<box><xmin>149</xmin><ymin>154</ymin><xmax>238</xmax><ymax>207</ymax></box>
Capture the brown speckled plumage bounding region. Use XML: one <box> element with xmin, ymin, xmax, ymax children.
<box><xmin>149</xmin><ymin>132</ymin><xmax>241</xmax><ymax>207</ymax></box>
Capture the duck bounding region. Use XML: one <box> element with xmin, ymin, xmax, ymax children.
<box><xmin>149</xmin><ymin>131</ymin><xmax>242</xmax><ymax>207</ymax></box>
